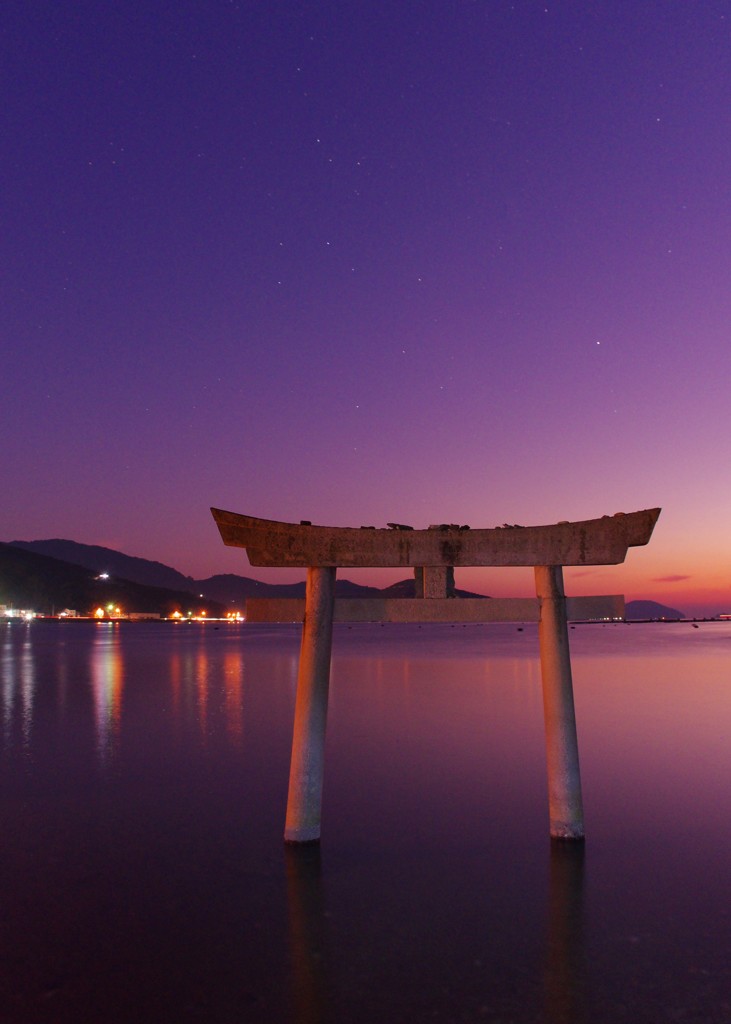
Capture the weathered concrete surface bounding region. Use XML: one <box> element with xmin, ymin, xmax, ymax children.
<box><xmin>413</xmin><ymin>566</ymin><xmax>456</xmax><ymax>598</ymax></box>
<box><xmin>284</xmin><ymin>567</ymin><xmax>336</xmax><ymax>843</ymax></box>
<box><xmin>210</xmin><ymin>502</ymin><xmax>658</xmax><ymax>845</ymax></box>
<box><xmin>245</xmin><ymin>595</ymin><xmax>625</xmax><ymax>623</ymax></box>
<box><xmin>535</xmin><ymin>565</ymin><xmax>584</xmax><ymax>840</ymax></box>
<box><xmin>211</xmin><ymin>508</ymin><xmax>661</xmax><ymax>568</ymax></box>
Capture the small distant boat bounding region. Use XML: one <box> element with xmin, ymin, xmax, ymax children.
<box><xmin>211</xmin><ymin>507</ymin><xmax>661</xmax><ymax>569</ymax></box>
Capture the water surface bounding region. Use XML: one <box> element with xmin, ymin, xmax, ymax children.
<box><xmin>0</xmin><ymin>620</ymin><xmax>729</xmax><ymax>1022</ymax></box>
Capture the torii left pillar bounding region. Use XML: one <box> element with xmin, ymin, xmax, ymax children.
<box><xmin>285</xmin><ymin>566</ymin><xmax>337</xmax><ymax>843</ymax></box>
<box><xmin>535</xmin><ymin>565</ymin><xmax>585</xmax><ymax>840</ymax></box>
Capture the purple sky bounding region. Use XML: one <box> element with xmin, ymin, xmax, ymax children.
<box><xmin>3</xmin><ymin>2</ymin><xmax>730</xmax><ymax>615</ymax></box>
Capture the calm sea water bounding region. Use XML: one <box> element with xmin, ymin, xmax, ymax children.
<box><xmin>0</xmin><ymin>619</ymin><xmax>729</xmax><ymax>1023</ymax></box>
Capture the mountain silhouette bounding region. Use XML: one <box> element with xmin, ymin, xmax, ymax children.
<box><xmin>0</xmin><ymin>542</ymin><xmax>226</xmax><ymax>617</ymax></box>
<box><xmin>6</xmin><ymin>539</ymin><xmax>683</xmax><ymax>619</ymax></box>
<box><xmin>624</xmin><ymin>599</ymin><xmax>685</xmax><ymax>620</ymax></box>
<box><xmin>8</xmin><ymin>539</ymin><xmax>488</xmax><ymax>607</ymax></box>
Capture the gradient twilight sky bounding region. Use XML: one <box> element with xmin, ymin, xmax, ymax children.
<box><xmin>2</xmin><ymin>2</ymin><xmax>730</xmax><ymax>615</ymax></box>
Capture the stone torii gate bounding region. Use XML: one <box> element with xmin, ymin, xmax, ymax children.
<box><xmin>211</xmin><ymin>506</ymin><xmax>661</xmax><ymax>844</ymax></box>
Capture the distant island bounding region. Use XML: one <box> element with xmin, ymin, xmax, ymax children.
<box><xmin>1</xmin><ymin>538</ymin><xmax>688</xmax><ymax>620</ymax></box>
<box><xmin>622</xmin><ymin>599</ymin><xmax>685</xmax><ymax>620</ymax></box>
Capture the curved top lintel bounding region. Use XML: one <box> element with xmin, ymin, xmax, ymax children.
<box><xmin>210</xmin><ymin>507</ymin><xmax>661</xmax><ymax>568</ymax></box>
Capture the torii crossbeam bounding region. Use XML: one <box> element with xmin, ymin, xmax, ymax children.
<box><xmin>211</xmin><ymin>507</ymin><xmax>661</xmax><ymax>843</ymax></box>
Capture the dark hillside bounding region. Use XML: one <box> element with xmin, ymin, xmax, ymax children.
<box><xmin>10</xmin><ymin>539</ymin><xmax>196</xmax><ymax>592</ymax></box>
<box><xmin>198</xmin><ymin>573</ymin><xmax>384</xmax><ymax>605</ymax></box>
<box><xmin>10</xmin><ymin>540</ymin><xmax>490</xmax><ymax>606</ymax></box>
<box><xmin>0</xmin><ymin>543</ymin><xmax>225</xmax><ymax>617</ymax></box>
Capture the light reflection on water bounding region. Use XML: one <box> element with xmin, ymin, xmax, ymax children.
<box><xmin>90</xmin><ymin>623</ymin><xmax>124</xmax><ymax>764</ymax></box>
<box><xmin>0</xmin><ymin>620</ymin><xmax>729</xmax><ymax>1022</ymax></box>
<box><xmin>1</xmin><ymin>623</ymin><xmax>37</xmax><ymax>750</ymax></box>
<box><xmin>1</xmin><ymin>628</ymin><xmax>15</xmax><ymax>743</ymax></box>
<box><xmin>224</xmin><ymin>649</ymin><xmax>244</xmax><ymax>742</ymax></box>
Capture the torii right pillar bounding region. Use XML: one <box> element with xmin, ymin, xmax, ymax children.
<box><xmin>535</xmin><ymin>565</ymin><xmax>585</xmax><ymax>840</ymax></box>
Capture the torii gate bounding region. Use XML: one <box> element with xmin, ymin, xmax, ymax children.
<box><xmin>211</xmin><ymin>507</ymin><xmax>661</xmax><ymax>843</ymax></box>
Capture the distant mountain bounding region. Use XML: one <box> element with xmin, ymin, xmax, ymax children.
<box><xmin>5</xmin><ymin>539</ymin><xmax>690</xmax><ymax>621</ymax></box>
<box><xmin>10</xmin><ymin>539</ymin><xmax>196</xmax><ymax>592</ymax></box>
<box><xmin>10</xmin><ymin>539</ymin><xmax>385</xmax><ymax>604</ymax></box>
<box><xmin>9</xmin><ymin>539</ymin><xmax>489</xmax><ymax>606</ymax></box>
<box><xmin>625</xmin><ymin>600</ymin><xmax>685</xmax><ymax>620</ymax></box>
<box><xmin>380</xmin><ymin>578</ymin><xmax>487</xmax><ymax>599</ymax></box>
<box><xmin>0</xmin><ymin>543</ymin><xmax>225</xmax><ymax>617</ymax></box>
<box><xmin>197</xmin><ymin>573</ymin><xmax>384</xmax><ymax>605</ymax></box>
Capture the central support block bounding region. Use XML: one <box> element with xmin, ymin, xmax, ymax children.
<box><xmin>414</xmin><ymin>565</ymin><xmax>455</xmax><ymax>598</ymax></box>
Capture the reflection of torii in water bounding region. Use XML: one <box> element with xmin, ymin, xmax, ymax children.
<box><xmin>212</xmin><ymin>506</ymin><xmax>661</xmax><ymax>844</ymax></box>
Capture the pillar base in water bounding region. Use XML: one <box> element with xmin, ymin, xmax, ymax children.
<box><xmin>284</xmin><ymin>826</ymin><xmax>322</xmax><ymax>844</ymax></box>
<box><xmin>550</xmin><ymin>822</ymin><xmax>586</xmax><ymax>841</ymax></box>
